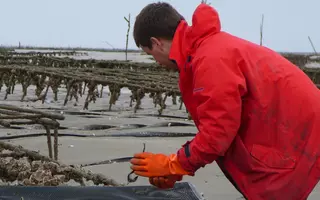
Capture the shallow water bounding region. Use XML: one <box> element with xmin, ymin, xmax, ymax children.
<box><xmin>14</xmin><ymin>49</ymin><xmax>155</xmax><ymax>63</ymax></box>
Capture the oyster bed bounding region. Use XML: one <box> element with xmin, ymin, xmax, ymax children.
<box><xmin>0</xmin><ymin>141</ymin><xmax>119</xmax><ymax>187</ymax></box>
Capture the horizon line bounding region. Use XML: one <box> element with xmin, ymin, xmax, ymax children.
<box><xmin>0</xmin><ymin>44</ymin><xmax>317</xmax><ymax>55</ymax></box>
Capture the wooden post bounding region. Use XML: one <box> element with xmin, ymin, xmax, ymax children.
<box><xmin>260</xmin><ymin>14</ymin><xmax>264</xmax><ymax>46</ymax></box>
<box><xmin>124</xmin><ymin>14</ymin><xmax>131</xmax><ymax>61</ymax></box>
<box><xmin>308</xmin><ymin>36</ymin><xmax>318</xmax><ymax>55</ymax></box>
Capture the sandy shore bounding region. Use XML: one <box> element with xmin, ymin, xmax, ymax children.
<box><xmin>0</xmin><ymin>50</ymin><xmax>319</xmax><ymax>199</ymax></box>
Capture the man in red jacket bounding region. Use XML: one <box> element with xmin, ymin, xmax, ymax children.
<box><xmin>130</xmin><ymin>2</ymin><xmax>320</xmax><ymax>199</ymax></box>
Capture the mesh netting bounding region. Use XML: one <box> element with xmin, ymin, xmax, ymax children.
<box><xmin>0</xmin><ymin>182</ymin><xmax>203</xmax><ymax>200</ymax></box>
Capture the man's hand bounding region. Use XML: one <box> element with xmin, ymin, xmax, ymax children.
<box><xmin>130</xmin><ymin>152</ymin><xmax>193</xmax><ymax>177</ymax></box>
<box><xmin>149</xmin><ymin>175</ymin><xmax>183</xmax><ymax>189</ymax></box>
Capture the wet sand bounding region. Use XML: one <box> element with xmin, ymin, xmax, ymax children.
<box><xmin>1</xmin><ymin>50</ymin><xmax>319</xmax><ymax>199</ymax></box>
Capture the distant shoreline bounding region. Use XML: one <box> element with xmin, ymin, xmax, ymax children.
<box><xmin>0</xmin><ymin>45</ymin><xmax>316</xmax><ymax>55</ymax></box>
<box><xmin>0</xmin><ymin>45</ymin><xmax>142</xmax><ymax>53</ymax></box>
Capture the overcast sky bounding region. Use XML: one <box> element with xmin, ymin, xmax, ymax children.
<box><xmin>0</xmin><ymin>0</ymin><xmax>318</xmax><ymax>52</ymax></box>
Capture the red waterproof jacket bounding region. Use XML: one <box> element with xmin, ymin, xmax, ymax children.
<box><xmin>172</xmin><ymin>3</ymin><xmax>320</xmax><ymax>200</ymax></box>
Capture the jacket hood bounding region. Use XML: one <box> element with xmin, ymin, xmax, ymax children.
<box><xmin>169</xmin><ymin>3</ymin><xmax>221</xmax><ymax>69</ymax></box>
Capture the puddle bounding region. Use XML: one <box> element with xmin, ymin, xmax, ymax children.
<box><xmin>159</xmin><ymin>122</ymin><xmax>194</xmax><ymax>127</ymax></box>
<box><xmin>118</xmin><ymin>124</ymin><xmax>147</xmax><ymax>128</ymax></box>
<box><xmin>1</xmin><ymin>125</ymin><xmax>68</xmax><ymax>130</ymax></box>
<box><xmin>90</xmin><ymin>109</ymin><xmax>119</xmax><ymax>113</ymax></box>
<box><xmin>79</xmin><ymin>116</ymin><xmax>103</xmax><ymax>119</ymax></box>
<box><xmin>146</xmin><ymin>121</ymin><xmax>194</xmax><ymax>128</ymax></box>
<box><xmin>58</xmin><ymin>126</ymin><xmax>69</xmax><ymax>130</ymax></box>
<box><xmin>107</xmin><ymin>131</ymin><xmax>196</xmax><ymax>137</ymax></box>
<box><xmin>82</xmin><ymin>124</ymin><xmax>115</xmax><ymax>130</ymax></box>
<box><xmin>63</xmin><ymin>111</ymin><xmax>103</xmax><ymax>116</ymax></box>
<box><xmin>123</xmin><ymin>115</ymin><xmax>140</xmax><ymax>118</ymax></box>
<box><xmin>35</xmin><ymin>107</ymin><xmax>65</xmax><ymax>111</ymax></box>
<box><xmin>142</xmin><ymin>114</ymin><xmax>188</xmax><ymax>120</ymax></box>
<box><xmin>0</xmin><ymin>126</ymin><xmax>25</xmax><ymax>130</ymax></box>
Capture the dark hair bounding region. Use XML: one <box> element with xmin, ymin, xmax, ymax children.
<box><xmin>133</xmin><ymin>2</ymin><xmax>185</xmax><ymax>49</ymax></box>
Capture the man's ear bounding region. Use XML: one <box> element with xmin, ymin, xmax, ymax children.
<box><xmin>150</xmin><ymin>37</ymin><xmax>162</xmax><ymax>47</ymax></box>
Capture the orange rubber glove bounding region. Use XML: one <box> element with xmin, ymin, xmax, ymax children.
<box><xmin>149</xmin><ymin>175</ymin><xmax>183</xmax><ymax>189</ymax></box>
<box><xmin>130</xmin><ymin>152</ymin><xmax>194</xmax><ymax>177</ymax></box>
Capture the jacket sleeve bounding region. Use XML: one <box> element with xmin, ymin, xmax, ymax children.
<box><xmin>177</xmin><ymin>53</ymin><xmax>247</xmax><ymax>173</ymax></box>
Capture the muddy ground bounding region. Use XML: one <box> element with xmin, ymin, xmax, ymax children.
<box><xmin>0</xmin><ymin>50</ymin><xmax>319</xmax><ymax>199</ymax></box>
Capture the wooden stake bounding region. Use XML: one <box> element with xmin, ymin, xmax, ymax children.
<box><xmin>308</xmin><ymin>36</ymin><xmax>318</xmax><ymax>55</ymax></box>
<box><xmin>260</xmin><ymin>14</ymin><xmax>264</xmax><ymax>46</ymax></box>
<box><xmin>124</xmin><ymin>14</ymin><xmax>131</xmax><ymax>61</ymax></box>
